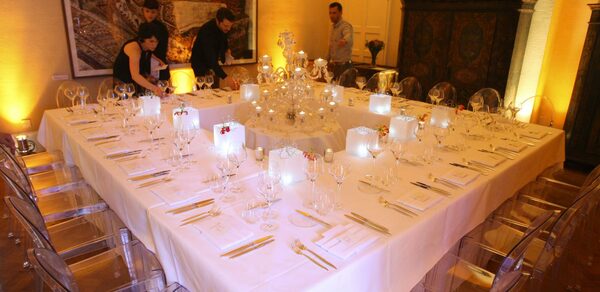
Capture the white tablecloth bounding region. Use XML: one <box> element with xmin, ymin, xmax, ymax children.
<box><xmin>37</xmin><ymin>88</ymin><xmax>565</xmax><ymax>291</ymax></box>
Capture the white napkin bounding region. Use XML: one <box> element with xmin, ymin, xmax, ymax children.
<box><xmin>151</xmin><ymin>184</ymin><xmax>206</xmax><ymax>206</ymax></box>
<box><xmin>396</xmin><ymin>188</ymin><xmax>443</xmax><ymax>211</ymax></box>
<box><xmin>439</xmin><ymin>167</ymin><xmax>480</xmax><ymax>186</ymax></box>
<box><xmin>97</xmin><ymin>141</ymin><xmax>129</xmax><ymax>155</ymax></box>
<box><xmin>193</xmin><ymin>214</ymin><xmax>254</xmax><ymax>251</ymax></box>
<box><xmin>314</xmin><ymin>223</ymin><xmax>380</xmax><ymax>260</ymax></box>
<box><xmin>119</xmin><ymin>160</ymin><xmax>156</xmax><ymax>176</ymax></box>
<box><xmin>65</xmin><ymin>115</ymin><xmax>97</xmax><ymax>125</ymax></box>
<box><xmin>520</xmin><ymin>130</ymin><xmax>547</xmax><ymax>140</ymax></box>
<box><xmin>80</xmin><ymin>128</ymin><xmax>119</xmax><ymax>140</ymax></box>
<box><xmin>496</xmin><ymin>141</ymin><xmax>527</xmax><ymax>153</ymax></box>
<box><xmin>470</xmin><ymin>152</ymin><xmax>506</xmax><ymax>167</ymax></box>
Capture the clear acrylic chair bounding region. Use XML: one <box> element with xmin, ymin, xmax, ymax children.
<box><xmin>471</xmin><ymin>88</ymin><xmax>501</xmax><ymax>112</ymax></box>
<box><xmin>423</xmin><ymin>211</ymin><xmax>555</xmax><ymax>292</ymax></box>
<box><xmin>399</xmin><ymin>76</ymin><xmax>423</xmax><ymax>101</ymax></box>
<box><xmin>28</xmin><ymin>240</ymin><xmax>165</xmax><ymax>292</ymax></box>
<box><xmin>96</xmin><ymin>77</ymin><xmax>114</xmax><ymax>104</ymax></box>
<box><xmin>16</xmin><ymin>150</ymin><xmax>66</xmax><ymax>175</ymax></box>
<box><xmin>1</xmin><ymin>144</ymin><xmax>84</xmax><ymax>196</ymax></box>
<box><xmin>365</xmin><ymin>70</ymin><xmax>399</xmax><ymax>94</ymax></box>
<box><xmin>5</xmin><ymin>195</ymin><xmax>127</xmax><ymax>262</ymax></box>
<box><xmin>56</xmin><ymin>80</ymin><xmax>83</xmax><ymax>108</ymax></box>
<box><xmin>428</xmin><ymin>82</ymin><xmax>457</xmax><ymax>106</ymax></box>
<box><xmin>162</xmin><ymin>282</ymin><xmax>191</xmax><ymax>292</ymax></box>
<box><xmin>338</xmin><ymin>68</ymin><xmax>358</xmax><ymax>88</ymax></box>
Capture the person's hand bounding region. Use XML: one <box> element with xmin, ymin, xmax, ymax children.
<box><xmin>151</xmin><ymin>85</ymin><xmax>165</xmax><ymax>98</ymax></box>
<box><xmin>0</xmin><ymin>132</ymin><xmax>16</xmax><ymax>153</ymax></box>
<box><xmin>223</xmin><ymin>76</ymin><xmax>240</xmax><ymax>90</ymax></box>
<box><xmin>337</xmin><ymin>39</ymin><xmax>347</xmax><ymax>47</ymax></box>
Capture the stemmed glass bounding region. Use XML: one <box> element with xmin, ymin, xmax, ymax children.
<box><xmin>64</xmin><ymin>87</ymin><xmax>77</xmax><ymax>112</ymax></box>
<box><xmin>76</xmin><ymin>86</ymin><xmax>90</xmax><ymax>113</ymax></box>
<box><xmin>195</xmin><ymin>76</ymin><xmax>205</xmax><ymax>93</ymax></box>
<box><xmin>428</xmin><ymin>88</ymin><xmax>443</xmax><ymax>105</ymax></box>
<box><xmin>97</xmin><ymin>93</ymin><xmax>110</xmax><ymax>121</ymax></box>
<box><xmin>157</xmin><ymin>80</ymin><xmax>169</xmax><ymax>95</ymax></box>
<box><xmin>328</xmin><ymin>162</ymin><xmax>350</xmax><ymax>209</ymax></box>
<box><xmin>390</xmin><ymin>139</ymin><xmax>406</xmax><ymax>167</ymax></box>
<box><xmin>304</xmin><ymin>155</ymin><xmax>324</xmax><ymax>209</ymax></box>
<box><xmin>324</xmin><ymin>70</ymin><xmax>334</xmax><ymax>84</ymax></box>
<box><xmin>171</xmin><ymin>130</ymin><xmax>187</xmax><ymax>171</ymax></box>
<box><xmin>125</xmin><ymin>83</ymin><xmax>136</xmax><ymax>99</ymax></box>
<box><xmin>433</xmin><ymin>126</ymin><xmax>449</xmax><ymax>148</ymax></box>
<box><xmin>506</xmin><ymin>101</ymin><xmax>521</xmax><ymax>122</ymax></box>
<box><xmin>143</xmin><ymin>115</ymin><xmax>164</xmax><ymax>152</ymax></box>
<box><xmin>114</xmin><ymin>84</ymin><xmax>126</xmax><ymax>100</ymax></box>
<box><xmin>355</xmin><ymin>76</ymin><xmax>366</xmax><ymax>91</ymax></box>
<box><xmin>258</xmin><ymin>169</ymin><xmax>282</xmax><ymax>231</ymax></box>
<box><xmin>469</xmin><ymin>94</ymin><xmax>484</xmax><ymax>112</ymax></box>
<box><xmin>215</xmin><ymin>155</ymin><xmax>236</xmax><ymax>202</ymax></box>
<box><xmin>227</xmin><ymin>144</ymin><xmax>247</xmax><ymax>192</ymax></box>
<box><xmin>390</xmin><ymin>82</ymin><xmax>402</xmax><ymax>98</ymax></box>
<box><xmin>179</xmin><ymin>128</ymin><xmax>197</xmax><ymax>167</ymax></box>
<box><xmin>366</xmin><ymin>137</ymin><xmax>386</xmax><ymax>179</ymax></box>
<box><xmin>205</xmin><ymin>75</ymin><xmax>214</xmax><ymax>95</ymax></box>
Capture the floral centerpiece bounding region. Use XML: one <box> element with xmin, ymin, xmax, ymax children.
<box><xmin>365</xmin><ymin>39</ymin><xmax>385</xmax><ymax>65</ymax></box>
<box><xmin>376</xmin><ymin>124</ymin><xmax>389</xmax><ymax>139</ymax></box>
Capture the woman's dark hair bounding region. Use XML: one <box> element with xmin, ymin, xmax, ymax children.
<box><xmin>329</xmin><ymin>2</ymin><xmax>343</xmax><ymax>11</ymax></box>
<box><xmin>143</xmin><ymin>0</ymin><xmax>159</xmax><ymax>9</ymax></box>
<box><xmin>138</xmin><ymin>22</ymin><xmax>159</xmax><ymax>41</ymax></box>
<box><xmin>216</xmin><ymin>7</ymin><xmax>235</xmax><ymax>22</ymax></box>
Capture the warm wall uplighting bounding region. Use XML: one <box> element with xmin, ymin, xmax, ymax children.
<box><xmin>169</xmin><ymin>67</ymin><xmax>196</xmax><ymax>94</ymax></box>
<box><xmin>0</xmin><ymin>48</ymin><xmax>37</xmax><ymax>131</ymax></box>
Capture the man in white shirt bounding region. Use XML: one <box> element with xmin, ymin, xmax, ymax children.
<box><xmin>327</xmin><ymin>2</ymin><xmax>354</xmax><ymax>80</ymax></box>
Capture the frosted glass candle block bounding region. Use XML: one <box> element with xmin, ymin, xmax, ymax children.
<box><xmin>369</xmin><ymin>94</ymin><xmax>392</xmax><ymax>114</ymax></box>
<box><xmin>269</xmin><ymin>147</ymin><xmax>307</xmax><ymax>185</ymax></box>
<box><xmin>389</xmin><ymin>115</ymin><xmax>418</xmax><ymax>141</ymax></box>
<box><xmin>172</xmin><ymin>107</ymin><xmax>200</xmax><ymax>130</ymax></box>
<box><xmin>240</xmin><ymin>84</ymin><xmax>260</xmax><ymax>101</ymax></box>
<box><xmin>332</xmin><ymin>85</ymin><xmax>344</xmax><ymax>103</ymax></box>
<box><xmin>346</xmin><ymin>127</ymin><xmax>378</xmax><ymax>158</ymax></box>
<box><xmin>139</xmin><ymin>95</ymin><xmax>161</xmax><ymax>116</ymax></box>
<box><xmin>213</xmin><ymin>122</ymin><xmax>245</xmax><ymax>153</ymax></box>
<box><xmin>430</xmin><ymin>105</ymin><xmax>455</xmax><ymax>128</ymax></box>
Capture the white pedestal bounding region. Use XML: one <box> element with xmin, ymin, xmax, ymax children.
<box><xmin>345</xmin><ymin>127</ymin><xmax>378</xmax><ymax>158</ymax></box>
<box><xmin>369</xmin><ymin>94</ymin><xmax>392</xmax><ymax>114</ymax></box>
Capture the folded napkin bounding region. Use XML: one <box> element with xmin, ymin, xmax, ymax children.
<box><xmin>496</xmin><ymin>141</ymin><xmax>527</xmax><ymax>153</ymax></box>
<box><xmin>119</xmin><ymin>160</ymin><xmax>156</xmax><ymax>176</ymax></box>
<box><xmin>151</xmin><ymin>184</ymin><xmax>205</xmax><ymax>206</ymax></box>
<box><xmin>520</xmin><ymin>130</ymin><xmax>547</xmax><ymax>140</ymax></box>
<box><xmin>97</xmin><ymin>141</ymin><xmax>129</xmax><ymax>155</ymax></box>
<box><xmin>470</xmin><ymin>152</ymin><xmax>506</xmax><ymax>167</ymax></box>
<box><xmin>396</xmin><ymin>187</ymin><xmax>443</xmax><ymax>211</ymax></box>
<box><xmin>314</xmin><ymin>223</ymin><xmax>380</xmax><ymax>260</ymax></box>
<box><xmin>80</xmin><ymin>128</ymin><xmax>120</xmax><ymax>140</ymax></box>
<box><xmin>193</xmin><ymin>214</ymin><xmax>254</xmax><ymax>251</ymax></box>
<box><xmin>439</xmin><ymin>167</ymin><xmax>480</xmax><ymax>186</ymax></box>
<box><xmin>65</xmin><ymin>115</ymin><xmax>97</xmax><ymax>125</ymax></box>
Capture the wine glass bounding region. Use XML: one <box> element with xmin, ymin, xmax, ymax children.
<box><xmin>324</xmin><ymin>70</ymin><xmax>334</xmax><ymax>84</ymax></box>
<box><xmin>97</xmin><ymin>93</ymin><xmax>110</xmax><ymax>121</ymax></box>
<box><xmin>143</xmin><ymin>115</ymin><xmax>162</xmax><ymax>152</ymax></box>
<box><xmin>64</xmin><ymin>87</ymin><xmax>77</xmax><ymax>112</ymax></box>
<box><xmin>205</xmin><ymin>75</ymin><xmax>214</xmax><ymax>94</ymax></box>
<box><xmin>227</xmin><ymin>144</ymin><xmax>247</xmax><ymax>192</ymax></box>
<box><xmin>328</xmin><ymin>162</ymin><xmax>350</xmax><ymax>209</ymax></box>
<box><xmin>433</xmin><ymin>126</ymin><xmax>449</xmax><ymax>148</ymax></box>
<box><xmin>258</xmin><ymin>170</ymin><xmax>281</xmax><ymax>231</ymax></box>
<box><xmin>366</xmin><ymin>137</ymin><xmax>386</xmax><ymax>179</ymax></box>
<box><xmin>114</xmin><ymin>84</ymin><xmax>126</xmax><ymax>100</ymax></box>
<box><xmin>180</xmin><ymin>128</ymin><xmax>197</xmax><ymax>166</ymax></box>
<box><xmin>390</xmin><ymin>139</ymin><xmax>406</xmax><ymax>166</ymax></box>
<box><xmin>356</xmin><ymin>76</ymin><xmax>366</xmax><ymax>91</ymax></box>
<box><xmin>157</xmin><ymin>80</ymin><xmax>169</xmax><ymax>96</ymax></box>
<box><xmin>125</xmin><ymin>83</ymin><xmax>136</xmax><ymax>99</ymax></box>
<box><xmin>216</xmin><ymin>155</ymin><xmax>236</xmax><ymax>202</ymax></box>
<box><xmin>390</xmin><ymin>82</ymin><xmax>403</xmax><ymax>98</ymax></box>
<box><xmin>75</xmin><ymin>86</ymin><xmax>90</xmax><ymax>113</ymax></box>
<box><xmin>469</xmin><ymin>94</ymin><xmax>484</xmax><ymax>112</ymax></box>
<box><xmin>304</xmin><ymin>155</ymin><xmax>324</xmax><ymax>209</ymax></box>
<box><xmin>428</xmin><ymin>88</ymin><xmax>442</xmax><ymax>105</ymax></box>
<box><xmin>506</xmin><ymin>101</ymin><xmax>521</xmax><ymax>122</ymax></box>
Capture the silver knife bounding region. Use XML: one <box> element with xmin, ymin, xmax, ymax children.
<box><xmin>411</xmin><ymin>182</ymin><xmax>452</xmax><ymax>197</ymax></box>
<box><xmin>106</xmin><ymin>150</ymin><xmax>142</xmax><ymax>159</ymax></box>
<box><xmin>128</xmin><ymin>170</ymin><xmax>171</xmax><ymax>181</ymax></box>
<box><xmin>449</xmin><ymin>163</ymin><xmax>488</xmax><ymax>176</ymax></box>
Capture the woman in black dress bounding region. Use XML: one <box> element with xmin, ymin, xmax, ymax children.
<box><xmin>113</xmin><ymin>22</ymin><xmax>164</xmax><ymax>97</ymax></box>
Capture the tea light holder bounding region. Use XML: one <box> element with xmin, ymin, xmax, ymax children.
<box><xmin>255</xmin><ymin>106</ymin><xmax>262</xmax><ymax>118</ymax></box>
<box><xmin>15</xmin><ymin>135</ymin><xmax>32</xmax><ymax>154</ymax></box>
<box><xmin>172</xmin><ymin>106</ymin><xmax>200</xmax><ymax>131</ymax></box>
<box><xmin>346</xmin><ymin>127</ymin><xmax>378</xmax><ymax>158</ymax></box>
<box><xmin>268</xmin><ymin>109</ymin><xmax>275</xmax><ymax>121</ymax></box>
<box><xmin>324</xmin><ymin>148</ymin><xmax>334</xmax><ymax>163</ymax></box>
<box><xmin>369</xmin><ymin>94</ymin><xmax>392</xmax><ymax>114</ymax></box>
<box><xmin>139</xmin><ymin>95</ymin><xmax>161</xmax><ymax>116</ymax></box>
<box><xmin>262</xmin><ymin>89</ymin><xmax>270</xmax><ymax>100</ymax></box>
<box><xmin>240</xmin><ymin>84</ymin><xmax>260</xmax><ymax>101</ymax></box>
<box><xmin>269</xmin><ymin>147</ymin><xmax>307</xmax><ymax>185</ymax></box>
<box><xmin>213</xmin><ymin>122</ymin><xmax>245</xmax><ymax>153</ymax></box>
<box><xmin>430</xmin><ymin>105</ymin><xmax>455</xmax><ymax>128</ymax></box>
<box><xmin>255</xmin><ymin>147</ymin><xmax>264</xmax><ymax>161</ymax></box>
<box><xmin>328</xmin><ymin>101</ymin><xmax>337</xmax><ymax>113</ymax></box>
<box><xmin>318</xmin><ymin>107</ymin><xmax>325</xmax><ymax>120</ymax></box>
<box><xmin>389</xmin><ymin>115</ymin><xmax>418</xmax><ymax>141</ymax></box>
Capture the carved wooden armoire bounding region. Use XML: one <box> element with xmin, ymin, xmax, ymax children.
<box><xmin>398</xmin><ymin>0</ymin><xmax>522</xmax><ymax>105</ymax></box>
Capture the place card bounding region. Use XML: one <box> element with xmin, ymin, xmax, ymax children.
<box><xmin>470</xmin><ymin>152</ymin><xmax>506</xmax><ymax>167</ymax></box>
<box><xmin>520</xmin><ymin>130</ymin><xmax>548</xmax><ymax>140</ymax></box>
<box><xmin>314</xmin><ymin>223</ymin><xmax>380</xmax><ymax>260</ymax></box>
<box><xmin>496</xmin><ymin>141</ymin><xmax>527</xmax><ymax>153</ymax></box>
<box><xmin>193</xmin><ymin>214</ymin><xmax>254</xmax><ymax>251</ymax></box>
<box><xmin>396</xmin><ymin>188</ymin><xmax>443</xmax><ymax>211</ymax></box>
<box><xmin>439</xmin><ymin>167</ymin><xmax>480</xmax><ymax>186</ymax></box>
<box><xmin>119</xmin><ymin>160</ymin><xmax>157</xmax><ymax>177</ymax></box>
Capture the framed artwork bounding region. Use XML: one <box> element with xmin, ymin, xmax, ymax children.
<box><xmin>62</xmin><ymin>0</ymin><xmax>257</xmax><ymax>77</ymax></box>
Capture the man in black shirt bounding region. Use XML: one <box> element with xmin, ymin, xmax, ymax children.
<box><xmin>190</xmin><ymin>7</ymin><xmax>239</xmax><ymax>89</ymax></box>
<box><xmin>141</xmin><ymin>0</ymin><xmax>170</xmax><ymax>81</ymax></box>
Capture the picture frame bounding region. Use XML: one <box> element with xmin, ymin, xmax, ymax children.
<box><xmin>62</xmin><ymin>0</ymin><xmax>257</xmax><ymax>78</ymax></box>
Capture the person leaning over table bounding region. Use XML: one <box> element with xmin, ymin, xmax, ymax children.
<box><xmin>0</xmin><ymin>132</ymin><xmax>15</xmax><ymax>153</ymax></box>
<box><xmin>113</xmin><ymin>22</ymin><xmax>164</xmax><ymax>97</ymax></box>
<box><xmin>190</xmin><ymin>7</ymin><xmax>240</xmax><ymax>90</ymax></box>
<box><xmin>140</xmin><ymin>0</ymin><xmax>170</xmax><ymax>81</ymax></box>
<box><xmin>327</xmin><ymin>2</ymin><xmax>354</xmax><ymax>80</ymax></box>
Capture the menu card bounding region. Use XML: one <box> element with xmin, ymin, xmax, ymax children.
<box><xmin>470</xmin><ymin>152</ymin><xmax>506</xmax><ymax>167</ymax></box>
<box><xmin>193</xmin><ymin>214</ymin><xmax>254</xmax><ymax>251</ymax></box>
<box><xmin>396</xmin><ymin>188</ymin><xmax>443</xmax><ymax>211</ymax></box>
<box><xmin>439</xmin><ymin>167</ymin><xmax>480</xmax><ymax>186</ymax></box>
<box><xmin>315</xmin><ymin>223</ymin><xmax>380</xmax><ymax>260</ymax></box>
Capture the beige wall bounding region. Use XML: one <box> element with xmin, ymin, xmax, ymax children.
<box><xmin>0</xmin><ymin>0</ymin><xmax>330</xmax><ymax>133</ymax></box>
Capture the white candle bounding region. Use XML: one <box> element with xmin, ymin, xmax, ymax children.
<box><xmin>324</xmin><ymin>148</ymin><xmax>334</xmax><ymax>163</ymax></box>
<box><xmin>318</xmin><ymin>107</ymin><xmax>325</xmax><ymax>119</ymax></box>
<box><xmin>268</xmin><ymin>109</ymin><xmax>275</xmax><ymax>121</ymax></box>
<box><xmin>299</xmin><ymin>111</ymin><xmax>306</xmax><ymax>123</ymax></box>
<box><xmin>328</xmin><ymin>101</ymin><xmax>337</xmax><ymax>112</ymax></box>
<box><xmin>261</xmin><ymin>54</ymin><xmax>271</xmax><ymax>64</ymax></box>
<box><xmin>255</xmin><ymin>147</ymin><xmax>264</xmax><ymax>161</ymax></box>
<box><xmin>255</xmin><ymin>106</ymin><xmax>262</xmax><ymax>117</ymax></box>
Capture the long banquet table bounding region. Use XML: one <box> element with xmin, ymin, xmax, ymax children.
<box><xmin>38</xmin><ymin>86</ymin><xmax>565</xmax><ymax>291</ymax></box>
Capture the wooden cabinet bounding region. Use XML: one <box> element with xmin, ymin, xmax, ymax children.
<box><xmin>398</xmin><ymin>0</ymin><xmax>521</xmax><ymax>105</ymax></box>
<box><xmin>564</xmin><ymin>4</ymin><xmax>600</xmax><ymax>168</ymax></box>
